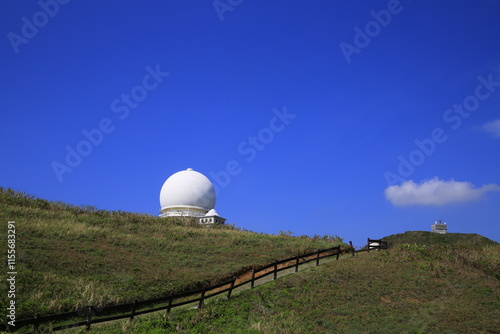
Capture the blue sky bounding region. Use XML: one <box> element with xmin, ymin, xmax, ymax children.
<box><xmin>1</xmin><ymin>0</ymin><xmax>499</xmax><ymax>247</ymax></box>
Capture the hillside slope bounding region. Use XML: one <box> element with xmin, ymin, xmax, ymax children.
<box><xmin>89</xmin><ymin>232</ymin><xmax>500</xmax><ymax>333</ymax></box>
<box><xmin>0</xmin><ymin>188</ymin><xmax>341</xmax><ymax>319</ymax></box>
<box><xmin>382</xmin><ymin>231</ymin><xmax>498</xmax><ymax>248</ymax></box>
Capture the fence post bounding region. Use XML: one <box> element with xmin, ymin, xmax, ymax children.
<box><xmin>166</xmin><ymin>296</ymin><xmax>173</xmax><ymax>314</ymax></box>
<box><xmin>316</xmin><ymin>250</ymin><xmax>321</xmax><ymax>266</ymax></box>
<box><xmin>251</xmin><ymin>269</ymin><xmax>256</xmax><ymax>288</ymax></box>
<box><xmin>336</xmin><ymin>246</ymin><xmax>340</xmax><ymax>260</ymax></box>
<box><xmin>164</xmin><ymin>296</ymin><xmax>173</xmax><ymax>329</ymax></box>
<box><xmin>198</xmin><ymin>288</ymin><xmax>206</xmax><ymax>309</ymax></box>
<box><xmin>349</xmin><ymin>241</ymin><xmax>355</xmax><ymax>256</ymax></box>
<box><xmin>130</xmin><ymin>300</ymin><xmax>137</xmax><ymax>320</ymax></box>
<box><xmin>273</xmin><ymin>261</ymin><xmax>278</xmax><ymax>280</ymax></box>
<box><xmin>86</xmin><ymin>306</ymin><xmax>92</xmax><ymax>330</ymax></box>
<box><xmin>34</xmin><ymin>313</ymin><xmax>39</xmax><ymax>333</ymax></box>
<box><xmin>227</xmin><ymin>277</ymin><xmax>236</xmax><ymax>299</ymax></box>
<box><xmin>295</xmin><ymin>254</ymin><xmax>300</xmax><ymax>272</ymax></box>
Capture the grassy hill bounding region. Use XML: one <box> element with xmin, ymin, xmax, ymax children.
<box><xmin>87</xmin><ymin>232</ymin><xmax>499</xmax><ymax>334</ymax></box>
<box><xmin>2</xmin><ymin>189</ymin><xmax>498</xmax><ymax>333</ymax></box>
<box><xmin>0</xmin><ymin>188</ymin><xmax>342</xmax><ymax>320</ymax></box>
<box><xmin>382</xmin><ymin>230</ymin><xmax>498</xmax><ymax>248</ymax></box>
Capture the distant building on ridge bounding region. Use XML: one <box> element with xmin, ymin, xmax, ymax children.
<box><xmin>431</xmin><ymin>220</ymin><xmax>447</xmax><ymax>234</ymax></box>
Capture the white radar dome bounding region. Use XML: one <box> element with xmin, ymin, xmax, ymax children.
<box><xmin>159</xmin><ymin>168</ymin><xmax>216</xmax><ymax>216</ymax></box>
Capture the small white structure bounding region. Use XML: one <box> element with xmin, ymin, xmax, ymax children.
<box><xmin>431</xmin><ymin>220</ymin><xmax>447</xmax><ymax>234</ymax></box>
<box><xmin>159</xmin><ymin>168</ymin><xmax>225</xmax><ymax>224</ymax></box>
<box><xmin>197</xmin><ymin>209</ymin><xmax>226</xmax><ymax>225</ymax></box>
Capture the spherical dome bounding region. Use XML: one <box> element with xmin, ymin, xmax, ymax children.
<box><xmin>159</xmin><ymin>168</ymin><xmax>216</xmax><ymax>214</ymax></box>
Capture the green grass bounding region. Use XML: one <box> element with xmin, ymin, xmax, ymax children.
<box><xmin>83</xmin><ymin>232</ymin><xmax>499</xmax><ymax>334</ymax></box>
<box><xmin>382</xmin><ymin>230</ymin><xmax>498</xmax><ymax>248</ymax></box>
<box><xmin>0</xmin><ymin>188</ymin><xmax>342</xmax><ymax>321</ymax></box>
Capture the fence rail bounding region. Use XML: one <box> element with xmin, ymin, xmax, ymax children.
<box><xmin>3</xmin><ymin>239</ymin><xmax>387</xmax><ymax>332</ymax></box>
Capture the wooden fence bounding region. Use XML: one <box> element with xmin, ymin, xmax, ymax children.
<box><xmin>4</xmin><ymin>239</ymin><xmax>387</xmax><ymax>332</ymax></box>
<box><xmin>366</xmin><ymin>238</ymin><xmax>388</xmax><ymax>252</ymax></box>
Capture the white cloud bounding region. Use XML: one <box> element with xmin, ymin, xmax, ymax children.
<box><xmin>482</xmin><ymin>119</ymin><xmax>500</xmax><ymax>138</ymax></box>
<box><xmin>384</xmin><ymin>177</ymin><xmax>500</xmax><ymax>206</ymax></box>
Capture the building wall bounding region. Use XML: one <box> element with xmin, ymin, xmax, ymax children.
<box><xmin>160</xmin><ymin>207</ymin><xmax>207</xmax><ymax>218</ymax></box>
<box><xmin>197</xmin><ymin>216</ymin><xmax>226</xmax><ymax>224</ymax></box>
<box><xmin>431</xmin><ymin>224</ymin><xmax>447</xmax><ymax>234</ymax></box>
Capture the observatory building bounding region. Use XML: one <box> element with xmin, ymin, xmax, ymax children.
<box><xmin>431</xmin><ymin>220</ymin><xmax>447</xmax><ymax>234</ymax></box>
<box><xmin>159</xmin><ymin>168</ymin><xmax>226</xmax><ymax>224</ymax></box>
